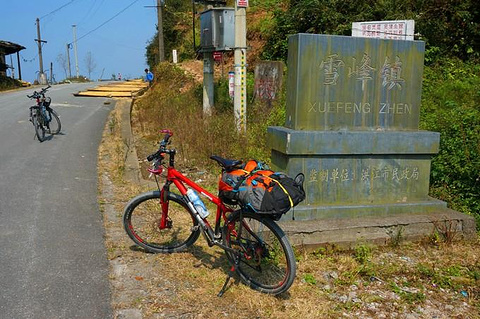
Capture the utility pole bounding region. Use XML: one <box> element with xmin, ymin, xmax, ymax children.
<box><xmin>66</xmin><ymin>43</ymin><xmax>72</xmax><ymax>79</ymax></box>
<box><xmin>10</xmin><ymin>55</ymin><xmax>15</xmax><ymax>79</ymax></box>
<box><xmin>16</xmin><ymin>52</ymin><xmax>22</xmax><ymax>80</ymax></box>
<box><xmin>72</xmin><ymin>25</ymin><xmax>79</xmax><ymax>78</ymax></box>
<box><xmin>234</xmin><ymin>1</ymin><xmax>247</xmax><ymax>132</ymax></box>
<box><xmin>50</xmin><ymin>62</ymin><xmax>53</xmax><ymax>84</ymax></box>
<box><xmin>35</xmin><ymin>18</ymin><xmax>48</xmax><ymax>84</ymax></box>
<box><xmin>157</xmin><ymin>0</ymin><xmax>165</xmax><ymax>63</ymax></box>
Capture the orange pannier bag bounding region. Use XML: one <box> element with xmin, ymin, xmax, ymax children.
<box><xmin>218</xmin><ymin>160</ymin><xmax>305</xmax><ymax>219</ymax></box>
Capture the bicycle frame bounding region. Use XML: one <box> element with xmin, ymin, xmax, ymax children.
<box><xmin>156</xmin><ymin>164</ymin><xmax>234</xmax><ymax>247</ymax></box>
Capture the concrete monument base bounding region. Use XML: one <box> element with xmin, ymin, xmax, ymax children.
<box><xmin>280</xmin><ymin>209</ymin><xmax>477</xmax><ymax>249</ymax></box>
<box><xmin>267</xmin><ymin>126</ymin><xmax>477</xmax><ymax>246</ymax></box>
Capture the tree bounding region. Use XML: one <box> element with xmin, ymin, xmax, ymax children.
<box><xmin>84</xmin><ymin>52</ymin><xmax>97</xmax><ymax>80</ymax></box>
<box><xmin>56</xmin><ymin>53</ymin><xmax>68</xmax><ymax>79</ymax></box>
<box><xmin>145</xmin><ymin>0</ymin><xmax>195</xmax><ymax>70</ymax></box>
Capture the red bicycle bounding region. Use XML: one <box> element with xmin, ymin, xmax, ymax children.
<box><xmin>123</xmin><ymin>130</ymin><xmax>296</xmax><ymax>295</ymax></box>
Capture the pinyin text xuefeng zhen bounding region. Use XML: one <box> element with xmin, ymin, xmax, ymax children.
<box><xmin>307</xmin><ymin>101</ymin><xmax>412</xmax><ymax>115</ymax></box>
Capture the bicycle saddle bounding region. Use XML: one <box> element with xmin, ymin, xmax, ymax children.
<box><xmin>210</xmin><ymin>155</ymin><xmax>243</xmax><ymax>171</ymax></box>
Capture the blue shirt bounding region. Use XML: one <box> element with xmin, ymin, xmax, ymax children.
<box><xmin>146</xmin><ymin>72</ymin><xmax>154</xmax><ymax>82</ymax></box>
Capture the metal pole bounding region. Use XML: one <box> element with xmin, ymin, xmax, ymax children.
<box><xmin>50</xmin><ymin>62</ymin><xmax>53</xmax><ymax>84</ymax></box>
<box><xmin>16</xmin><ymin>52</ymin><xmax>22</xmax><ymax>80</ymax></box>
<box><xmin>157</xmin><ymin>0</ymin><xmax>165</xmax><ymax>63</ymax></box>
<box><xmin>35</xmin><ymin>18</ymin><xmax>47</xmax><ymax>84</ymax></box>
<box><xmin>72</xmin><ymin>25</ymin><xmax>79</xmax><ymax>78</ymax></box>
<box><xmin>66</xmin><ymin>44</ymin><xmax>72</xmax><ymax>79</ymax></box>
<box><xmin>234</xmin><ymin>2</ymin><xmax>247</xmax><ymax>132</ymax></box>
<box><xmin>10</xmin><ymin>55</ymin><xmax>15</xmax><ymax>79</ymax></box>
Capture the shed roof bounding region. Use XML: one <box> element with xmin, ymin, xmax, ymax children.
<box><xmin>0</xmin><ymin>40</ymin><xmax>26</xmax><ymax>55</ymax></box>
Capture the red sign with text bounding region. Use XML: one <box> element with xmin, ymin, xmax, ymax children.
<box><xmin>213</xmin><ymin>52</ymin><xmax>222</xmax><ymax>61</ymax></box>
<box><xmin>237</xmin><ymin>0</ymin><xmax>248</xmax><ymax>7</ymax></box>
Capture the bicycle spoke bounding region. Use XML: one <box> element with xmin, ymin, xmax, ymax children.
<box><xmin>123</xmin><ymin>192</ymin><xmax>200</xmax><ymax>253</ymax></box>
<box><xmin>224</xmin><ymin>211</ymin><xmax>296</xmax><ymax>294</ymax></box>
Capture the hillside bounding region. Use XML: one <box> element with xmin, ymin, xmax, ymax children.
<box><xmin>143</xmin><ymin>0</ymin><xmax>480</xmax><ymax>230</ymax></box>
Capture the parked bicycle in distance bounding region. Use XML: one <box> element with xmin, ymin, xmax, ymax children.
<box><xmin>27</xmin><ymin>86</ymin><xmax>61</xmax><ymax>142</ymax></box>
<box><xmin>123</xmin><ymin>130</ymin><xmax>302</xmax><ymax>296</ymax></box>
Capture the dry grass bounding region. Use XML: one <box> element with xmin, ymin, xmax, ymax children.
<box><xmin>98</xmin><ymin>66</ymin><xmax>480</xmax><ymax>319</ymax></box>
<box><xmin>131</xmin><ymin>63</ymin><xmax>283</xmax><ymax>174</ymax></box>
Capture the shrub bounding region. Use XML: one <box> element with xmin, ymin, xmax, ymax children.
<box><xmin>420</xmin><ymin>59</ymin><xmax>480</xmax><ymax>228</ymax></box>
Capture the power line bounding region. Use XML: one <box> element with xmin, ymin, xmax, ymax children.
<box><xmin>40</xmin><ymin>0</ymin><xmax>81</xmax><ymax>20</ymax></box>
<box><xmin>69</xmin><ymin>0</ymin><xmax>141</xmax><ymax>45</ymax></box>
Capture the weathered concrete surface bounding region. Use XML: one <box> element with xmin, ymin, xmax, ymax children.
<box><xmin>268</xmin><ymin>126</ymin><xmax>443</xmax><ymax>218</ymax></box>
<box><xmin>116</xmin><ymin>98</ymin><xmax>143</xmax><ymax>185</ymax></box>
<box><xmin>254</xmin><ymin>61</ymin><xmax>284</xmax><ymax>102</ymax></box>
<box><xmin>280</xmin><ymin>209</ymin><xmax>477</xmax><ymax>249</ymax></box>
<box><xmin>268</xmin><ymin>127</ymin><xmax>440</xmax><ymax>155</ymax></box>
<box><xmin>285</xmin><ymin>34</ymin><xmax>425</xmax><ymax>131</ymax></box>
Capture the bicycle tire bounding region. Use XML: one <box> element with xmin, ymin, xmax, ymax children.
<box><xmin>123</xmin><ymin>191</ymin><xmax>200</xmax><ymax>253</ymax></box>
<box><xmin>47</xmin><ymin>109</ymin><xmax>61</xmax><ymax>134</ymax></box>
<box><xmin>223</xmin><ymin>211</ymin><xmax>296</xmax><ymax>295</ymax></box>
<box><xmin>32</xmin><ymin>113</ymin><xmax>45</xmax><ymax>142</ymax></box>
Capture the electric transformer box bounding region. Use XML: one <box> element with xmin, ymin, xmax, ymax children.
<box><xmin>200</xmin><ymin>8</ymin><xmax>235</xmax><ymax>52</ymax></box>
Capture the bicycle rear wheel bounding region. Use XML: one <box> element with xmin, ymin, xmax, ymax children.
<box><xmin>123</xmin><ymin>191</ymin><xmax>200</xmax><ymax>253</ymax></box>
<box><xmin>32</xmin><ymin>113</ymin><xmax>45</xmax><ymax>142</ymax></box>
<box><xmin>47</xmin><ymin>109</ymin><xmax>61</xmax><ymax>134</ymax></box>
<box><xmin>223</xmin><ymin>211</ymin><xmax>296</xmax><ymax>295</ymax></box>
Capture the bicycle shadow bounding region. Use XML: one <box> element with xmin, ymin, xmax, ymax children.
<box><xmin>127</xmin><ymin>244</ymin><xmax>231</xmax><ymax>273</ymax></box>
<box><xmin>33</xmin><ymin>132</ymin><xmax>65</xmax><ymax>142</ymax></box>
<box><xmin>127</xmin><ymin>244</ymin><xmax>293</xmax><ymax>298</ymax></box>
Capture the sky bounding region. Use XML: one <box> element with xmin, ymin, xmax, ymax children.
<box><xmin>1</xmin><ymin>0</ymin><xmax>160</xmax><ymax>83</ymax></box>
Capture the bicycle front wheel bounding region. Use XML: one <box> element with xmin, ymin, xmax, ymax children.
<box><xmin>224</xmin><ymin>211</ymin><xmax>296</xmax><ymax>295</ymax></box>
<box><xmin>123</xmin><ymin>191</ymin><xmax>200</xmax><ymax>253</ymax></box>
<box><xmin>32</xmin><ymin>113</ymin><xmax>45</xmax><ymax>142</ymax></box>
<box><xmin>47</xmin><ymin>109</ymin><xmax>61</xmax><ymax>134</ymax></box>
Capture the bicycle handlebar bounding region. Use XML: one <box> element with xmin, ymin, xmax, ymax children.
<box><xmin>159</xmin><ymin>129</ymin><xmax>173</xmax><ymax>147</ymax></box>
<box><xmin>146</xmin><ymin>129</ymin><xmax>175</xmax><ymax>162</ymax></box>
<box><xmin>27</xmin><ymin>86</ymin><xmax>51</xmax><ymax>99</ymax></box>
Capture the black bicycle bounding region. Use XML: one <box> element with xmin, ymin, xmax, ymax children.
<box><xmin>27</xmin><ymin>86</ymin><xmax>61</xmax><ymax>142</ymax></box>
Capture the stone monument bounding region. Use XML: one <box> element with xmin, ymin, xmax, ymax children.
<box><xmin>267</xmin><ymin>34</ymin><xmax>475</xmax><ymax>247</ymax></box>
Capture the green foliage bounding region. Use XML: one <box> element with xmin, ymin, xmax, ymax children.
<box><xmin>262</xmin><ymin>0</ymin><xmax>480</xmax><ymax>63</ymax></box>
<box><xmin>0</xmin><ymin>75</ymin><xmax>22</xmax><ymax>91</ymax></box>
<box><xmin>420</xmin><ymin>58</ymin><xmax>480</xmax><ymax>227</ymax></box>
<box><xmin>146</xmin><ymin>1</ymin><xmax>196</xmax><ymax>70</ymax></box>
<box><xmin>214</xmin><ymin>78</ymin><xmax>233</xmax><ymax>113</ymax></box>
<box><xmin>303</xmin><ymin>273</ymin><xmax>317</xmax><ymax>285</ymax></box>
<box><xmin>389</xmin><ymin>282</ymin><xmax>426</xmax><ymax>304</ymax></box>
<box><xmin>354</xmin><ymin>244</ymin><xmax>371</xmax><ymax>264</ymax></box>
<box><xmin>416</xmin><ymin>263</ymin><xmax>471</xmax><ymax>291</ymax></box>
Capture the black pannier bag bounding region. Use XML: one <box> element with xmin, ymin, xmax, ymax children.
<box><xmin>218</xmin><ymin>160</ymin><xmax>305</xmax><ymax>219</ymax></box>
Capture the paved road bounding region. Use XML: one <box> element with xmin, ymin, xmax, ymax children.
<box><xmin>0</xmin><ymin>83</ymin><xmax>113</xmax><ymax>318</ymax></box>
